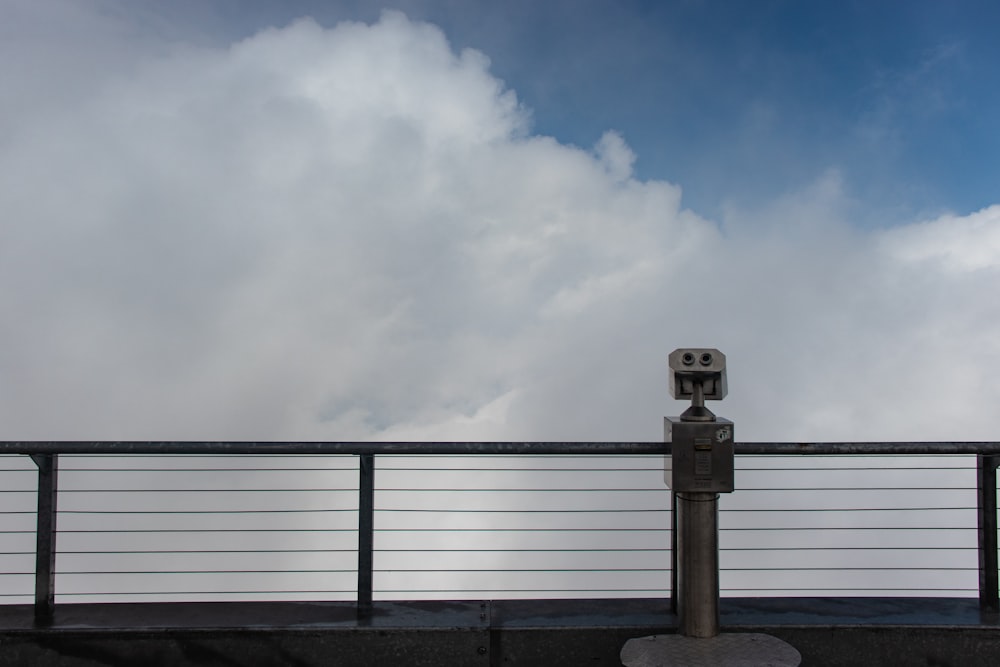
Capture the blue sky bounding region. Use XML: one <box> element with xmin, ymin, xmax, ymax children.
<box><xmin>141</xmin><ymin>0</ymin><xmax>1000</xmax><ymax>224</ymax></box>
<box><xmin>1</xmin><ymin>0</ymin><xmax>999</xmax><ymax>442</ymax></box>
<box><xmin>429</xmin><ymin>0</ymin><xmax>1000</xmax><ymax>224</ymax></box>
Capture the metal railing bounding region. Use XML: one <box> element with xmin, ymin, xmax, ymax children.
<box><xmin>1</xmin><ymin>441</ymin><xmax>998</xmax><ymax>624</ymax></box>
<box><xmin>718</xmin><ymin>455</ymin><xmax>982</xmax><ymax>595</ymax></box>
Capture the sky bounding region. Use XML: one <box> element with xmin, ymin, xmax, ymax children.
<box><xmin>1</xmin><ymin>0</ymin><xmax>999</xmax><ymax>443</ymax></box>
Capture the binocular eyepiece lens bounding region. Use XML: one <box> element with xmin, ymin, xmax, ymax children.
<box><xmin>682</xmin><ymin>352</ymin><xmax>696</xmax><ymax>366</ymax></box>
<box><xmin>699</xmin><ymin>352</ymin><xmax>713</xmax><ymax>366</ymax></box>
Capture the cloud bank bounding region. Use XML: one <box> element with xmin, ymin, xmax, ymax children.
<box><xmin>1</xmin><ymin>9</ymin><xmax>998</xmax><ymax>442</ymax></box>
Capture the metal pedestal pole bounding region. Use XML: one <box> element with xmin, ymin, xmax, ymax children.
<box><xmin>621</xmin><ymin>493</ymin><xmax>802</xmax><ymax>665</ymax></box>
<box><xmin>677</xmin><ymin>492</ymin><xmax>719</xmax><ymax>638</ymax></box>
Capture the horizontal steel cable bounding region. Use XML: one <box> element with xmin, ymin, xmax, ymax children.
<box><xmin>373</xmin><ymin>588</ymin><xmax>668</xmax><ymax>593</ymax></box>
<box><xmin>57</xmin><ymin>549</ymin><xmax>356</xmax><ymax>554</ymax></box>
<box><xmin>54</xmin><ymin>590</ymin><xmax>356</xmax><ymax>596</ymax></box>
<box><xmin>721</xmin><ymin>587</ymin><xmax>977</xmax><ymax>592</ymax></box>
<box><xmin>52</xmin><ymin>528</ymin><xmax>357</xmax><ymax>533</ymax></box>
<box><xmin>57</xmin><ymin>509</ymin><xmax>357</xmax><ymax>514</ymax></box>
<box><xmin>375</xmin><ymin>508</ymin><xmax>666</xmax><ymax>512</ymax></box>
<box><xmin>370</xmin><ymin>487</ymin><xmax>970</xmax><ymax>491</ymax></box>
<box><xmin>719</xmin><ymin>526</ymin><xmax>974</xmax><ymax>530</ymax></box>
<box><xmin>1</xmin><ymin>488</ymin><xmax>356</xmax><ymax>493</ymax></box>
<box><xmin>374</xmin><ymin>547</ymin><xmax>668</xmax><ymax>552</ymax></box>
<box><xmin>57</xmin><ymin>467</ymin><xmax>358</xmax><ymax>472</ymax></box>
<box><xmin>372</xmin><ymin>507</ymin><xmax>969</xmax><ymax>512</ymax></box>
<box><xmin>56</xmin><ymin>569</ymin><xmax>356</xmax><ymax>574</ymax></box>
<box><xmin>375</xmin><ymin>465</ymin><xmax>973</xmax><ymax>471</ymax></box>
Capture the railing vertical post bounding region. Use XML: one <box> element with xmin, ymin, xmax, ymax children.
<box><xmin>670</xmin><ymin>490</ymin><xmax>677</xmax><ymax>615</ymax></box>
<box><xmin>357</xmin><ymin>453</ymin><xmax>375</xmax><ymax>616</ymax></box>
<box><xmin>977</xmin><ymin>454</ymin><xmax>999</xmax><ymax>613</ymax></box>
<box><xmin>30</xmin><ymin>453</ymin><xmax>58</xmax><ymax>625</ymax></box>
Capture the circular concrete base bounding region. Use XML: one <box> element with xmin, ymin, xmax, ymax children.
<box><xmin>620</xmin><ymin>633</ymin><xmax>801</xmax><ymax>667</ymax></box>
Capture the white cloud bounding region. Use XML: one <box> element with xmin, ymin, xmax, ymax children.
<box><xmin>593</xmin><ymin>130</ymin><xmax>636</xmax><ymax>183</ymax></box>
<box><xmin>881</xmin><ymin>205</ymin><xmax>1000</xmax><ymax>273</ymax></box>
<box><xmin>1</xmin><ymin>8</ymin><xmax>998</xmax><ymax>445</ymax></box>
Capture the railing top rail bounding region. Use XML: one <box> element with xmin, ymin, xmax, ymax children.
<box><xmin>1</xmin><ymin>441</ymin><xmax>999</xmax><ymax>456</ymax></box>
<box><xmin>738</xmin><ymin>442</ymin><xmax>1000</xmax><ymax>456</ymax></box>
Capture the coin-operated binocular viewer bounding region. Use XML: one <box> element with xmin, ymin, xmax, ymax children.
<box><xmin>622</xmin><ymin>349</ymin><xmax>801</xmax><ymax>665</ymax></box>
<box><xmin>665</xmin><ymin>348</ymin><xmax>733</xmax><ymax>638</ymax></box>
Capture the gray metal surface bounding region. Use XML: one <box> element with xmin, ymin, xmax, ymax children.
<box><xmin>0</xmin><ymin>441</ymin><xmax>670</xmax><ymax>455</ymax></box>
<box><xmin>676</xmin><ymin>492</ymin><xmax>720</xmax><ymax>637</ymax></box>
<box><xmin>29</xmin><ymin>454</ymin><xmax>57</xmax><ymax>625</ymax></box>
<box><xmin>621</xmin><ymin>633</ymin><xmax>801</xmax><ymax>666</ymax></box>
<box><xmin>0</xmin><ymin>598</ymin><xmax>998</xmax><ymax>666</ymax></box>
<box><xmin>667</xmin><ymin>348</ymin><xmax>728</xmax><ymax>402</ymax></box>
<box><xmin>4</xmin><ymin>440</ymin><xmax>1000</xmax><ymax>455</ymax></box>
<box><xmin>357</xmin><ymin>453</ymin><xmax>375</xmax><ymax>615</ymax></box>
<box><xmin>665</xmin><ymin>418</ymin><xmax>734</xmax><ymax>492</ymax></box>
<box><xmin>665</xmin><ymin>350</ymin><xmax>733</xmax><ymax>639</ymax></box>
<box><xmin>736</xmin><ymin>441</ymin><xmax>1000</xmax><ymax>455</ymax></box>
<box><xmin>977</xmin><ymin>454</ymin><xmax>999</xmax><ymax>611</ymax></box>
<box><xmin>2</xmin><ymin>597</ymin><xmax>995</xmax><ymax>632</ymax></box>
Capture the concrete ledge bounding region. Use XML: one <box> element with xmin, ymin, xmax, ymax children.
<box><xmin>0</xmin><ymin>598</ymin><xmax>997</xmax><ymax>666</ymax></box>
